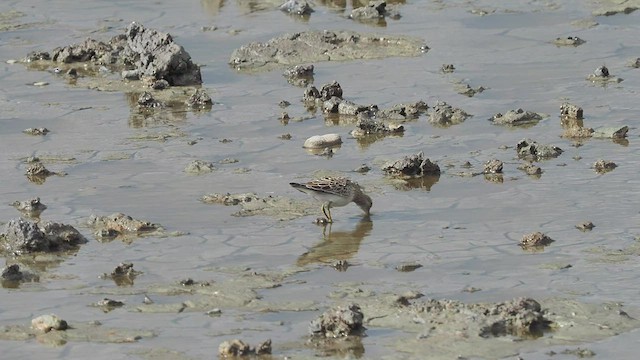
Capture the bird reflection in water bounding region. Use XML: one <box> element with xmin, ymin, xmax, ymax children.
<box><xmin>296</xmin><ymin>216</ymin><xmax>372</xmax><ymax>270</ymax></box>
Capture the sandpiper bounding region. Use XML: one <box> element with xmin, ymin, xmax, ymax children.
<box><xmin>290</xmin><ymin>176</ymin><xmax>372</xmax><ymax>223</ymax></box>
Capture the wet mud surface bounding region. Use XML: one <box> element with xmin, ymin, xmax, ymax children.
<box><xmin>2</xmin><ymin>0</ymin><xmax>640</xmax><ymax>359</ymax></box>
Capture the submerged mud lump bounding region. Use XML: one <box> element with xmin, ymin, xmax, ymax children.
<box><xmin>88</xmin><ymin>213</ymin><xmax>160</xmax><ymax>239</ymax></box>
<box><xmin>229</xmin><ymin>30</ymin><xmax>426</xmax><ymax>71</ymax></box>
<box><xmin>1</xmin><ymin>264</ymin><xmax>39</xmax><ymax>285</ymax></box>
<box><xmin>491</xmin><ymin>108</ymin><xmax>543</xmax><ymax>126</ymax></box>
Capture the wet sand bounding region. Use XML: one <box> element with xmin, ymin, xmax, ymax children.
<box><xmin>2</xmin><ymin>0</ymin><xmax>640</xmax><ymax>359</ymax></box>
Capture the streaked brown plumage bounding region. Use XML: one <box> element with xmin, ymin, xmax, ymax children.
<box><xmin>290</xmin><ymin>177</ymin><xmax>372</xmax><ymax>222</ymax></box>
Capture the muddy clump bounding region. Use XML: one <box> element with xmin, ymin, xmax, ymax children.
<box><xmin>594</xmin><ymin>159</ymin><xmax>617</xmax><ymax>173</ymax></box>
<box><xmin>23</xmin><ymin>127</ymin><xmax>49</xmax><ymax>136</ymax></box>
<box><xmin>350</xmin><ymin>115</ymin><xmax>404</xmax><ymax>138</ymax></box>
<box><xmin>185</xmin><ymin>89</ymin><xmax>213</xmax><ymax>109</ymax></box>
<box><xmin>453</xmin><ymin>81</ymin><xmax>485</xmax><ymax>97</ymax></box>
<box><xmin>491</xmin><ymin>108</ymin><xmax>543</xmax><ymax>126</ymax></box>
<box><xmin>31</xmin><ymin>314</ymin><xmax>68</xmax><ymax>333</ymax></box>
<box><xmin>26</xmin><ymin>22</ymin><xmax>201</xmax><ymax>86</ymax></box>
<box><xmin>592</xmin><ymin>126</ymin><xmax>628</xmax><ymax>139</ymax></box>
<box><xmin>441</xmin><ymin>64</ymin><xmax>455</xmax><ymax>73</ymax></box>
<box><xmin>350</xmin><ymin>0</ymin><xmax>401</xmax><ymax>22</ymax></box>
<box><xmin>218</xmin><ymin>339</ymin><xmax>272</xmax><ymax>357</ymax></box>
<box><xmin>560</xmin><ymin>102</ymin><xmax>583</xmax><ymax>120</ymax></box>
<box><xmin>229</xmin><ymin>30</ymin><xmax>426</xmax><ymax>72</ymax></box>
<box><xmin>376</xmin><ymin>101</ymin><xmax>428</xmax><ymax>121</ymax></box>
<box><xmin>88</xmin><ymin>213</ymin><xmax>161</xmax><ymax>240</ymax></box>
<box><xmin>201</xmin><ymin>193</ymin><xmax>260</xmax><ymax>206</ymax></box>
<box><xmin>518</xmin><ymin>162</ymin><xmax>543</xmax><ymax>176</ymax></box>
<box><xmin>520</xmin><ymin>232</ymin><xmax>555</xmax><ymax>251</ymax></box>
<box><xmin>100</xmin><ymin>262</ymin><xmax>141</xmax><ymax>286</ymax></box>
<box><xmin>25</xmin><ymin>161</ymin><xmax>65</xmax><ymax>184</ymax></box>
<box><xmin>478</xmin><ymin>298</ymin><xmax>552</xmax><ymax>337</ymax></box>
<box><xmin>560</xmin><ymin>102</ymin><xmax>628</xmax><ymax>141</ymax></box>
<box><xmin>553</xmin><ymin>36</ymin><xmax>585</xmax><ymax>46</ymax></box>
<box><xmin>11</xmin><ymin>197</ymin><xmax>47</xmax><ymax>219</ymax></box>
<box><xmin>283</xmin><ymin>64</ymin><xmax>314</xmax><ymax>87</ymax></box>
<box><xmin>1</xmin><ymin>264</ymin><xmax>39</xmax><ymax>287</ymax></box>
<box><xmin>586</xmin><ymin>65</ymin><xmax>622</xmax><ymax>84</ymax></box>
<box><xmin>303</xmin><ymin>81</ymin><xmax>376</xmax><ymax>118</ymax></box>
<box><xmin>184</xmin><ymin>160</ymin><xmax>215</xmax><ymax>174</ymax></box>
<box><xmin>576</xmin><ymin>221</ymin><xmax>595</xmax><ymax>231</ymax></box>
<box><xmin>137</xmin><ymin>91</ymin><xmax>164</xmax><ymax>108</ymax></box>
<box><xmin>0</xmin><ymin>218</ymin><xmax>87</xmax><ymax>255</ymax></box>
<box><xmin>310</xmin><ymin>303</ymin><xmax>365</xmax><ymax>337</ymax></box>
<box><xmin>484</xmin><ymin>159</ymin><xmax>504</xmax><ymax>174</ymax></box>
<box><xmin>516</xmin><ymin>139</ymin><xmax>563</xmax><ymax>161</ymax></box>
<box><xmin>428</xmin><ymin>101</ymin><xmax>470</xmax><ymax>127</ymax></box>
<box><xmin>382</xmin><ymin>152</ymin><xmax>441</xmax><ymax>178</ymax></box>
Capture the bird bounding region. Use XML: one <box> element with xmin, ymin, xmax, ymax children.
<box><xmin>290</xmin><ymin>176</ymin><xmax>372</xmax><ymax>223</ymax></box>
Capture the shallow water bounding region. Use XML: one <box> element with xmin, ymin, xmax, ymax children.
<box><xmin>2</xmin><ymin>0</ymin><xmax>640</xmax><ymax>359</ymax></box>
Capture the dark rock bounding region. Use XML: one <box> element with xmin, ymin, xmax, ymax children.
<box><xmin>323</xmin><ymin>96</ymin><xmax>342</xmax><ymax>113</ymax></box>
<box><xmin>321</xmin><ymin>81</ymin><xmax>343</xmax><ymax>100</ymax></box>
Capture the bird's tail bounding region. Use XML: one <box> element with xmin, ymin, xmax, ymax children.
<box><xmin>289</xmin><ymin>182</ymin><xmax>307</xmax><ymax>192</ymax></box>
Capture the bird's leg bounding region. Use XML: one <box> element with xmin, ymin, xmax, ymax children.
<box><xmin>322</xmin><ymin>204</ymin><xmax>333</xmax><ymax>223</ymax></box>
